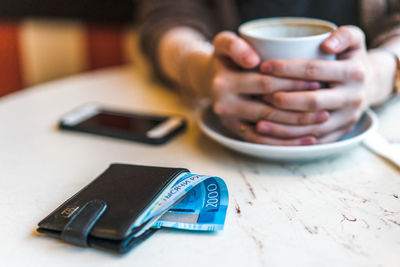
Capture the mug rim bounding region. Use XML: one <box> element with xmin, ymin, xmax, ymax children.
<box><xmin>239</xmin><ymin>17</ymin><xmax>338</xmax><ymax>42</ymax></box>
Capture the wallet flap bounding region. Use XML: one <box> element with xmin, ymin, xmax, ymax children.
<box><xmin>38</xmin><ymin>164</ymin><xmax>189</xmax><ymax>241</ymax></box>
<box><xmin>61</xmin><ymin>200</ymin><xmax>107</xmax><ymax>247</ymax></box>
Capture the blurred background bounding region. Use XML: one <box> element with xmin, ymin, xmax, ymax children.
<box><xmin>0</xmin><ymin>0</ymin><xmax>139</xmax><ymax>98</ymax></box>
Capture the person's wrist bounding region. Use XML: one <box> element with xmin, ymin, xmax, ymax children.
<box><xmin>158</xmin><ymin>27</ymin><xmax>212</xmax><ymax>89</ymax></box>
<box><xmin>370</xmin><ymin>48</ymin><xmax>400</xmax><ymax>96</ymax></box>
<box><xmin>366</xmin><ymin>49</ymin><xmax>398</xmax><ymax>105</ymax></box>
<box><xmin>180</xmin><ymin>44</ymin><xmax>214</xmax><ymax>100</ymax></box>
<box><xmin>379</xmin><ymin>48</ymin><xmax>400</xmax><ymax>96</ymax></box>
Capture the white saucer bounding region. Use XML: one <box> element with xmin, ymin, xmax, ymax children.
<box><xmin>198</xmin><ymin>106</ymin><xmax>378</xmax><ymax>162</ymax></box>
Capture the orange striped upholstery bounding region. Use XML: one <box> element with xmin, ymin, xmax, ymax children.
<box><xmin>0</xmin><ymin>19</ymin><xmax>135</xmax><ymax>98</ymax></box>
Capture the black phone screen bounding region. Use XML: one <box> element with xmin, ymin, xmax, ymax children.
<box><xmin>79</xmin><ymin>112</ymin><xmax>165</xmax><ymax>133</ymax></box>
<box><xmin>60</xmin><ymin>106</ymin><xmax>186</xmax><ymax>145</ymax></box>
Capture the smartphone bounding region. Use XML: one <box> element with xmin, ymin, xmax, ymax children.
<box><xmin>59</xmin><ymin>104</ymin><xmax>186</xmax><ymax>145</ymax></box>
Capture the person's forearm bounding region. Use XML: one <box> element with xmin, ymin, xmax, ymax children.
<box><xmin>158</xmin><ymin>27</ymin><xmax>214</xmax><ymax>99</ymax></box>
<box><xmin>367</xmin><ymin>36</ymin><xmax>400</xmax><ymax>106</ymax></box>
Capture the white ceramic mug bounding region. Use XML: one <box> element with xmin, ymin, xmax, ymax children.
<box><xmin>239</xmin><ymin>17</ymin><xmax>337</xmax><ymax>61</ymax></box>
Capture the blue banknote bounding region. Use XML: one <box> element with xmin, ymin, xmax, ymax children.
<box><xmin>152</xmin><ymin>176</ymin><xmax>229</xmax><ymax>231</ymax></box>
<box><xmin>135</xmin><ymin>173</ymin><xmax>216</xmax><ymax>227</ymax></box>
<box><xmin>132</xmin><ymin>173</ymin><xmax>228</xmax><ymax>236</ymax></box>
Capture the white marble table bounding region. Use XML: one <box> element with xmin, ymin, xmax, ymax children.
<box><xmin>1</xmin><ymin>64</ymin><xmax>399</xmax><ymax>267</ymax></box>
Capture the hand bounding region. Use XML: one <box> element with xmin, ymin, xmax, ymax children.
<box><xmin>207</xmin><ymin>31</ymin><xmax>329</xmax><ymax>145</ymax></box>
<box><xmin>257</xmin><ymin>26</ymin><xmax>377</xmax><ymax>144</ymax></box>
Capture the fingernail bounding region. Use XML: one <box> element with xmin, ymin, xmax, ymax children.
<box><xmin>244</xmin><ymin>53</ymin><xmax>259</xmax><ymax>66</ymax></box>
<box><xmin>257</xmin><ymin>122</ymin><xmax>271</xmax><ymax>133</ymax></box>
<box><xmin>260</xmin><ymin>62</ymin><xmax>272</xmax><ymax>73</ymax></box>
<box><xmin>316</xmin><ymin>111</ymin><xmax>329</xmax><ymax>122</ymax></box>
<box><xmin>300</xmin><ymin>136</ymin><xmax>316</xmax><ymax>146</ymax></box>
<box><xmin>307</xmin><ymin>82</ymin><xmax>320</xmax><ymax>90</ymax></box>
<box><xmin>326</xmin><ymin>37</ymin><xmax>340</xmax><ymax>50</ymax></box>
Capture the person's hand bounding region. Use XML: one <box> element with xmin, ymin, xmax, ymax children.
<box><xmin>207</xmin><ymin>31</ymin><xmax>330</xmax><ymax>145</ymax></box>
<box><xmin>257</xmin><ymin>26</ymin><xmax>378</xmax><ymax>144</ymax></box>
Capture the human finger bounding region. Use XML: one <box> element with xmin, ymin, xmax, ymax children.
<box><xmin>269</xmin><ymin>87</ymin><xmax>364</xmax><ymax>111</ymax></box>
<box><xmin>213</xmin><ymin>31</ymin><xmax>260</xmax><ymax>68</ymax></box>
<box><xmin>246</xmin><ymin>130</ymin><xmax>317</xmax><ymax>146</ymax></box>
<box><xmin>219</xmin><ymin>117</ymin><xmax>317</xmax><ymax>146</ymax></box>
<box><xmin>260</xmin><ymin>58</ymin><xmax>365</xmax><ymax>83</ymax></box>
<box><xmin>225</xmin><ymin>71</ymin><xmax>320</xmax><ymax>95</ymax></box>
<box><xmin>317</xmin><ymin>125</ymin><xmax>354</xmax><ymax>144</ymax></box>
<box><xmin>214</xmin><ymin>97</ymin><xmax>329</xmax><ymax>125</ymax></box>
<box><xmin>256</xmin><ymin>107</ymin><xmax>362</xmax><ymax>138</ymax></box>
<box><xmin>322</xmin><ymin>25</ymin><xmax>366</xmax><ymax>55</ymax></box>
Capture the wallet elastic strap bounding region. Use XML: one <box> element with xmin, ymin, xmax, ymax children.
<box><xmin>61</xmin><ymin>200</ymin><xmax>107</xmax><ymax>247</ymax></box>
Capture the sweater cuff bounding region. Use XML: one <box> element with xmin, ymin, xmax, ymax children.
<box><xmin>138</xmin><ymin>1</ymin><xmax>217</xmax><ymax>86</ymax></box>
<box><xmin>140</xmin><ymin>19</ymin><xmax>214</xmax><ymax>86</ymax></box>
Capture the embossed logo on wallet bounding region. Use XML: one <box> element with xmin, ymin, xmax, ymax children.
<box><xmin>60</xmin><ymin>206</ymin><xmax>79</xmax><ymax>218</ymax></box>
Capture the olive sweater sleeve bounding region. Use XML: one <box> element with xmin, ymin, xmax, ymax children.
<box><xmin>361</xmin><ymin>0</ymin><xmax>400</xmax><ymax>47</ymax></box>
<box><xmin>136</xmin><ymin>0</ymin><xmax>219</xmax><ymax>83</ymax></box>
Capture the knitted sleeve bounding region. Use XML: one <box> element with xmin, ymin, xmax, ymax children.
<box><xmin>361</xmin><ymin>0</ymin><xmax>400</xmax><ymax>47</ymax></box>
<box><xmin>136</xmin><ymin>0</ymin><xmax>218</xmax><ymax>83</ymax></box>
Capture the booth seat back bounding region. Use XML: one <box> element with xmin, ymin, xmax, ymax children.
<box><xmin>0</xmin><ymin>19</ymin><xmax>137</xmax><ymax>97</ymax></box>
